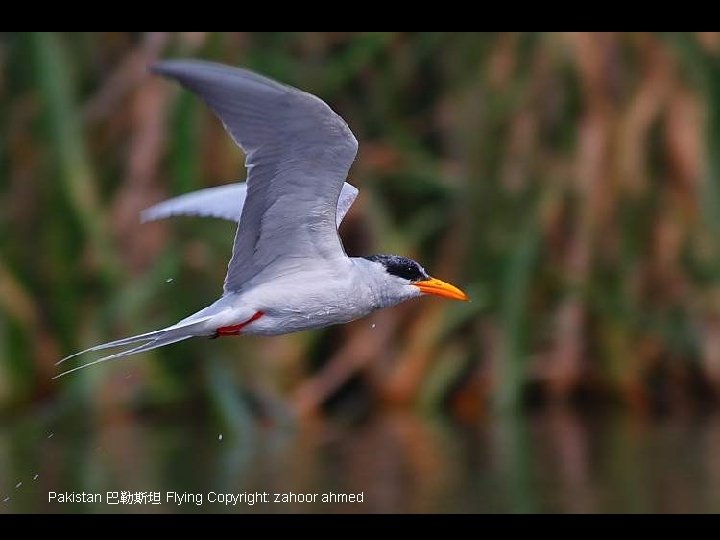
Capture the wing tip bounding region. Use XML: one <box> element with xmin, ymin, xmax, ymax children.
<box><xmin>149</xmin><ymin>59</ymin><xmax>236</xmax><ymax>79</ymax></box>
<box><xmin>149</xmin><ymin>59</ymin><xmax>204</xmax><ymax>79</ymax></box>
<box><xmin>148</xmin><ymin>59</ymin><xmax>182</xmax><ymax>77</ymax></box>
<box><xmin>139</xmin><ymin>208</ymin><xmax>158</xmax><ymax>224</ymax></box>
<box><xmin>148</xmin><ymin>59</ymin><xmax>293</xmax><ymax>96</ymax></box>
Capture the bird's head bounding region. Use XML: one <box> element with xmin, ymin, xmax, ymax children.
<box><xmin>362</xmin><ymin>255</ymin><xmax>468</xmax><ymax>306</ymax></box>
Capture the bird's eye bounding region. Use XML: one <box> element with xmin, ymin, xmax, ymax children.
<box><xmin>363</xmin><ymin>254</ymin><xmax>431</xmax><ymax>281</ymax></box>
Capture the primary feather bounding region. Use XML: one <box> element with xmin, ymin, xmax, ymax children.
<box><xmin>141</xmin><ymin>181</ymin><xmax>359</xmax><ymax>228</ymax></box>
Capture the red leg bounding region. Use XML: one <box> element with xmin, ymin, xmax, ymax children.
<box><xmin>215</xmin><ymin>311</ymin><xmax>265</xmax><ymax>337</ymax></box>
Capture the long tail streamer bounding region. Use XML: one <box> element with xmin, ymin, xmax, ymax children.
<box><xmin>54</xmin><ymin>315</ymin><xmax>215</xmax><ymax>379</ymax></box>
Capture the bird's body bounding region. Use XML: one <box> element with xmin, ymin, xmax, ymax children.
<box><xmin>57</xmin><ymin>60</ymin><xmax>467</xmax><ymax>378</ymax></box>
<box><xmin>199</xmin><ymin>257</ymin><xmax>416</xmax><ymax>337</ymax></box>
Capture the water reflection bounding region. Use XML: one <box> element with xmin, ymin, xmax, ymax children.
<box><xmin>2</xmin><ymin>407</ymin><xmax>720</xmax><ymax>513</ymax></box>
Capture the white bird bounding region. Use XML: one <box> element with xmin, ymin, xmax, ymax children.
<box><xmin>56</xmin><ymin>60</ymin><xmax>468</xmax><ymax>378</ymax></box>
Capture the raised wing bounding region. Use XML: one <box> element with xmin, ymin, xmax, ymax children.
<box><xmin>152</xmin><ymin>60</ymin><xmax>358</xmax><ymax>294</ymax></box>
<box><xmin>141</xmin><ymin>181</ymin><xmax>359</xmax><ymax>228</ymax></box>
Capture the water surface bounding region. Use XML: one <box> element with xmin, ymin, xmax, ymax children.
<box><xmin>2</xmin><ymin>407</ymin><xmax>719</xmax><ymax>513</ymax></box>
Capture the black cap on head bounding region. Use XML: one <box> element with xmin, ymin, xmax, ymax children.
<box><xmin>363</xmin><ymin>255</ymin><xmax>430</xmax><ymax>282</ymax></box>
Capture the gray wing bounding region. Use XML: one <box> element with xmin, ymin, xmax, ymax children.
<box><xmin>152</xmin><ymin>60</ymin><xmax>358</xmax><ymax>294</ymax></box>
<box><xmin>141</xmin><ymin>181</ymin><xmax>359</xmax><ymax>228</ymax></box>
<box><xmin>141</xmin><ymin>183</ymin><xmax>248</xmax><ymax>223</ymax></box>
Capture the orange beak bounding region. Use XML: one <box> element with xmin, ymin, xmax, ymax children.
<box><xmin>414</xmin><ymin>277</ymin><xmax>469</xmax><ymax>301</ymax></box>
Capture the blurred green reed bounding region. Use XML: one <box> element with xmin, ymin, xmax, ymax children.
<box><xmin>1</xmin><ymin>32</ymin><xmax>720</xmax><ymax>419</ymax></box>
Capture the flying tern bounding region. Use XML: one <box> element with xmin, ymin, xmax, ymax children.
<box><xmin>57</xmin><ymin>60</ymin><xmax>468</xmax><ymax>378</ymax></box>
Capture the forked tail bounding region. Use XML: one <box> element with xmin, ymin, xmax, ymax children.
<box><xmin>54</xmin><ymin>315</ymin><xmax>216</xmax><ymax>379</ymax></box>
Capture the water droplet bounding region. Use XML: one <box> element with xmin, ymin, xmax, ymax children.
<box><xmin>47</xmin><ymin>432</ymin><xmax>54</xmax><ymax>439</ymax></box>
<box><xmin>33</xmin><ymin>474</ymin><xmax>39</xmax><ymax>481</ymax></box>
<box><xmin>165</xmin><ymin>278</ymin><xmax>174</xmax><ymax>283</ymax></box>
<box><xmin>218</xmin><ymin>434</ymin><xmax>223</xmax><ymax>441</ymax></box>
<box><xmin>15</xmin><ymin>482</ymin><xmax>22</xmax><ymax>489</ymax></box>
<box><xmin>3</xmin><ymin>497</ymin><xmax>10</xmax><ymax>503</ymax></box>
<box><xmin>371</xmin><ymin>323</ymin><xmax>376</xmax><ymax>329</ymax></box>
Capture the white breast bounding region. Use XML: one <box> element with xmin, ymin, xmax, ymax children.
<box><xmin>228</xmin><ymin>262</ymin><xmax>377</xmax><ymax>336</ymax></box>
